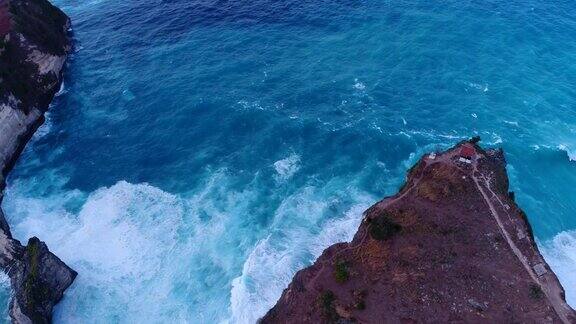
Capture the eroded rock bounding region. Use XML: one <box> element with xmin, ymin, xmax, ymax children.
<box><xmin>0</xmin><ymin>0</ymin><xmax>75</xmax><ymax>323</ymax></box>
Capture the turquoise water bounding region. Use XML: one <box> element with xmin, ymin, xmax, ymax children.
<box><xmin>2</xmin><ymin>0</ymin><xmax>576</xmax><ymax>322</ymax></box>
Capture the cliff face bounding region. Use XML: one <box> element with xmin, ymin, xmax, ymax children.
<box><xmin>0</xmin><ymin>0</ymin><xmax>76</xmax><ymax>323</ymax></box>
<box><xmin>262</xmin><ymin>140</ymin><xmax>576</xmax><ymax>323</ymax></box>
<box><xmin>1</xmin><ymin>0</ymin><xmax>71</xmax><ymax>175</ymax></box>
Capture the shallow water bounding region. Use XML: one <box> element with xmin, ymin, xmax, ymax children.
<box><xmin>2</xmin><ymin>0</ymin><xmax>576</xmax><ymax>322</ymax></box>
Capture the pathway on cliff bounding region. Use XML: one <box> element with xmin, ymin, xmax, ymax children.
<box><xmin>328</xmin><ymin>157</ymin><xmax>433</xmax><ymax>264</ymax></box>
<box><xmin>471</xmin><ymin>156</ymin><xmax>573</xmax><ymax>324</ymax></box>
<box><xmin>308</xmin><ymin>147</ymin><xmax>573</xmax><ymax>323</ymax></box>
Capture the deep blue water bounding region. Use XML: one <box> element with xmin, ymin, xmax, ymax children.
<box><xmin>1</xmin><ymin>0</ymin><xmax>576</xmax><ymax>322</ymax></box>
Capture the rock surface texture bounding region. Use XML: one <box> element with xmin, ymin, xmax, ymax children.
<box><xmin>262</xmin><ymin>139</ymin><xmax>576</xmax><ymax>324</ymax></box>
<box><xmin>0</xmin><ymin>0</ymin><xmax>76</xmax><ymax>323</ymax></box>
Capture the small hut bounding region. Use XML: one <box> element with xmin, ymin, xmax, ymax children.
<box><xmin>458</xmin><ymin>144</ymin><xmax>476</xmax><ymax>163</ymax></box>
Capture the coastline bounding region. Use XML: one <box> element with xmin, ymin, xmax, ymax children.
<box><xmin>0</xmin><ymin>0</ymin><xmax>76</xmax><ymax>322</ymax></box>
<box><xmin>262</xmin><ymin>140</ymin><xmax>576</xmax><ymax>323</ymax></box>
<box><xmin>0</xmin><ymin>0</ymin><xmax>570</xmax><ymax>318</ymax></box>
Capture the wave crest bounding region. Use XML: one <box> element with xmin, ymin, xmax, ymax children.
<box><xmin>273</xmin><ymin>154</ymin><xmax>301</xmax><ymax>181</ymax></box>
<box><xmin>541</xmin><ymin>230</ymin><xmax>576</xmax><ymax>307</ymax></box>
<box><xmin>558</xmin><ymin>144</ymin><xmax>576</xmax><ymax>162</ymax></box>
<box><xmin>229</xmin><ymin>188</ymin><xmax>373</xmax><ymax>323</ymax></box>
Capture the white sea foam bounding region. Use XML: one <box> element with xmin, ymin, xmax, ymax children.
<box><xmin>273</xmin><ymin>154</ymin><xmax>301</xmax><ymax>181</ymax></box>
<box><xmin>229</xmin><ymin>189</ymin><xmax>372</xmax><ymax>324</ymax></box>
<box><xmin>0</xmin><ymin>271</ymin><xmax>9</xmax><ymax>322</ymax></box>
<box><xmin>503</xmin><ymin>120</ymin><xmax>519</xmax><ymax>127</ymax></box>
<box><xmin>540</xmin><ymin>230</ymin><xmax>576</xmax><ymax>307</ymax></box>
<box><xmin>558</xmin><ymin>144</ymin><xmax>576</xmax><ymax>162</ymax></box>
<box><xmin>121</xmin><ymin>89</ymin><xmax>136</xmax><ymax>101</ymax></box>
<box><xmin>30</xmin><ymin>111</ymin><xmax>53</xmax><ymax>140</ymax></box>
<box><xmin>353</xmin><ymin>78</ymin><xmax>366</xmax><ymax>91</ymax></box>
<box><xmin>5</xmin><ymin>169</ymin><xmax>376</xmax><ymax>323</ymax></box>
<box><xmin>55</xmin><ymin>82</ymin><xmax>67</xmax><ymax>97</ymax></box>
<box><xmin>7</xmin><ymin>181</ymin><xmax>189</xmax><ymax>322</ymax></box>
<box><xmin>483</xmin><ymin>132</ymin><xmax>502</xmax><ymax>145</ymax></box>
<box><xmin>402</xmin><ymin>129</ymin><xmax>465</xmax><ymax>142</ymax></box>
<box><xmin>371</xmin><ymin>123</ymin><xmax>383</xmax><ymax>133</ymax></box>
<box><xmin>376</xmin><ymin>161</ymin><xmax>388</xmax><ymax>170</ymax></box>
<box><xmin>0</xmin><ymin>272</ymin><xmax>9</xmax><ymax>290</ymax></box>
<box><xmin>465</xmin><ymin>81</ymin><xmax>488</xmax><ymax>92</ymax></box>
<box><xmin>238</xmin><ymin>100</ymin><xmax>265</xmax><ymax>111</ymax></box>
<box><xmin>4</xmin><ymin>172</ymin><xmax>267</xmax><ymax>323</ymax></box>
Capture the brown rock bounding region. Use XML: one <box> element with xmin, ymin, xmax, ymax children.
<box><xmin>261</xmin><ymin>139</ymin><xmax>576</xmax><ymax>324</ymax></box>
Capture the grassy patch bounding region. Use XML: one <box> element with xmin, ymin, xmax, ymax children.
<box><xmin>333</xmin><ymin>261</ymin><xmax>349</xmax><ymax>284</ymax></box>
<box><xmin>317</xmin><ymin>290</ymin><xmax>338</xmax><ymax>321</ymax></box>
<box><xmin>353</xmin><ymin>289</ymin><xmax>367</xmax><ymax>310</ymax></box>
<box><xmin>529</xmin><ymin>284</ymin><xmax>544</xmax><ymax>300</ymax></box>
<box><xmin>23</xmin><ymin>238</ymin><xmax>50</xmax><ymax>322</ymax></box>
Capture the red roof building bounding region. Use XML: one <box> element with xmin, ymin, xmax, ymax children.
<box><xmin>460</xmin><ymin>144</ymin><xmax>476</xmax><ymax>159</ymax></box>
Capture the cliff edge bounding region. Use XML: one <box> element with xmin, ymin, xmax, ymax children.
<box><xmin>0</xmin><ymin>0</ymin><xmax>76</xmax><ymax>323</ymax></box>
<box><xmin>262</xmin><ymin>139</ymin><xmax>576</xmax><ymax>323</ymax></box>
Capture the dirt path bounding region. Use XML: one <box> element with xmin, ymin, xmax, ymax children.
<box><xmin>318</xmin><ymin>158</ymin><xmax>437</xmax><ymax>280</ymax></box>
<box><xmin>471</xmin><ymin>159</ymin><xmax>572</xmax><ymax>324</ymax></box>
<box><xmin>307</xmin><ymin>149</ymin><xmax>572</xmax><ymax>323</ymax></box>
<box><xmin>328</xmin><ymin>151</ymin><xmax>457</xmax><ymax>266</ymax></box>
<box><xmin>265</xmin><ymin>145</ymin><xmax>575</xmax><ymax>323</ymax></box>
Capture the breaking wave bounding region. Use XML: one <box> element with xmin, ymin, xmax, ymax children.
<box><xmin>0</xmin><ymin>272</ymin><xmax>10</xmax><ymax>322</ymax></box>
<box><xmin>273</xmin><ymin>154</ymin><xmax>301</xmax><ymax>181</ymax></box>
<box><xmin>541</xmin><ymin>230</ymin><xmax>576</xmax><ymax>307</ymax></box>
<box><xmin>558</xmin><ymin>144</ymin><xmax>576</xmax><ymax>162</ymax></box>
<box><xmin>4</xmin><ymin>170</ymin><xmax>374</xmax><ymax>323</ymax></box>
<box><xmin>229</xmin><ymin>192</ymin><xmax>372</xmax><ymax>323</ymax></box>
<box><xmin>6</xmin><ymin>181</ymin><xmax>192</xmax><ymax>322</ymax></box>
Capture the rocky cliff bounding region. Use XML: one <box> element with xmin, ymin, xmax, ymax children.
<box><xmin>262</xmin><ymin>139</ymin><xmax>576</xmax><ymax>323</ymax></box>
<box><xmin>0</xmin><ymin>0</ymin><xmax>76</xmax><ymax>323</ymax></box>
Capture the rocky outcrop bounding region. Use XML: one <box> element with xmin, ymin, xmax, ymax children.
<box><xmin>262</xmin><ymin>139</ymin><xmax>576</xmax><ymax>323</ymax></box>
<box><xmin>7</xmin><ymin>237</ymin><xmax>76</xmax><ymax>324</ymax></box>
<box><xmin>0</xmin><ymin>0</ymin><xmax>76</xmax><ymax>323</ymax></box>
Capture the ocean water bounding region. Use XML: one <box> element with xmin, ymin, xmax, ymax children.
<box><xmin>2</xmin><ymin>0</ymin><xmax>576</xmax><ymax>322</ymax></box>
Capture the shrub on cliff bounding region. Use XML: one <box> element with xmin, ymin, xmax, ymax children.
<box><xmin>368</xmin><ymin>214</ymin><xmax>401</xmax><ymax>240</ymax></box>
<box><xmin>529</xmin><ymin>284</ymin><xmax>543</xmax><ymax>300</ymax></box>
<box><xmin>333</xmin><ymin>261</ymin><xmax>349</xmax><ymax>283</ymax></box>
<box><xmin>317</xmin><ymin>290</ymin><xmax>338</xmax><ymax>321</ymax></box>
<box><xmin>353</xmin><ymin>290</ymin><xmax>367</xmax><ymax>310</ymax></box>
<box><xmin>10</xmin><ymin>0</ymin><xmax>70</xmax><ymax>55</ymax></box>
<box><xmin>23</xmin><ymin>238</ymin><xmax>51</xmax><ymax>323</ymax></box>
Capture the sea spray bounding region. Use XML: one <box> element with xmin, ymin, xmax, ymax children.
<box><xmin>273</xmin><ymin>154</ymin><xmax>301</xmax><ymax>182</ymax></box>
<box><xmin>229</xmin><ymin>193</ymin><xmax>373</xmax><ymax>323</ymax></box>
<box><xmin>5</xmin><ymin>171</ymin><xmax>375</xmax><ymax>323</ymax></box>
<box><xmin>559</xmin><ymin>144</ymin><xmax>576</xmax><ymax>162</ymax></box>
<box><xmin>541</xmin><ymin>230</ymin><xmax>576</xmax><ymax>307</ymax></box>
